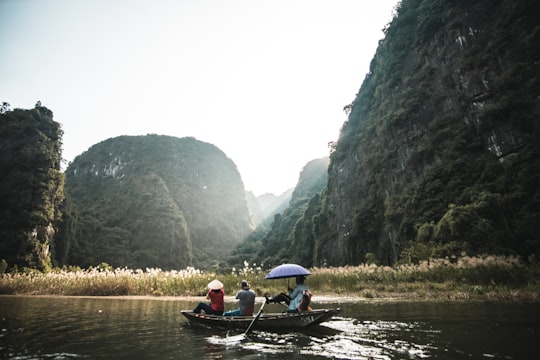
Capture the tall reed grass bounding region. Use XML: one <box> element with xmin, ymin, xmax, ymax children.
<box><xmin>1</xmin><ymin>256</ymin><xmax>538</xmax><ymax>301</ymax></box>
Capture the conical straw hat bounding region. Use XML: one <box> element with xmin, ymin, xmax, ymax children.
<box><xmin>207</xmin><ymin>279</ymin><xmax>224</xmax><ymax>290</ymax></box>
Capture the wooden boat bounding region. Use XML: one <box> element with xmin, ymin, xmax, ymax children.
<box><xmin>181</xmin><ymin>308</ymin><xmax>340</xmax><ymax>331</ymax></box>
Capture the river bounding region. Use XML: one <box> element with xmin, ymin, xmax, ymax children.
<box><xmin>0</xmin><ymin>296</ymin><xmax>538</xmax><ymax>359</ymax></box>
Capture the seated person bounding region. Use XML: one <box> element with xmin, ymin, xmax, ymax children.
<box><xmin>266</xmin><ymin>275</ymin><xmax>312</xmax><ymax>312</ymax></box>
<box><xmin>193</xmin><ymin>285</ymin><xmax>224</xmax><ymax>315</ymax></box>
<box><xmin>224</xmin><ymin>280</ymin><xmax>256</xmax><ymax>316</ymax></box>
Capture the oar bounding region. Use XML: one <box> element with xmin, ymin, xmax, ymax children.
<box><xmin>244</xmin><ymin>298</ymin><xmax>267</xmax><ymax>336</ymax></box>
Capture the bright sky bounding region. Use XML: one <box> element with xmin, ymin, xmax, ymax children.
<box><xmin>1</xmin><ymin>0</ymin><xmax>398</xmax><ymax>196</ymax></box>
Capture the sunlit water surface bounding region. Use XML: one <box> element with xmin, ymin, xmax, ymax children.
<box><xmin>0</xmin><ymin>296</ymin><xmax>538</xmax><ymax>359</ymax></box>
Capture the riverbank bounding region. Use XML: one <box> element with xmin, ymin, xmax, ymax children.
<box><xmin>1</xmin><ymin>290</ymin><xmax>539</xmax><ymax>303</ymax></box>
<box><xmin>1</xmin><ymin>255</ymin><xmax>539</xmax><ymax>302</ymax></box>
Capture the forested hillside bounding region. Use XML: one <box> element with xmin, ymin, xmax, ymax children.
<box><xmin>58</xmin><ymin>135</ymin><xmax>254</xmax><ymax>270</ymax></box>
<box><xmin>314</xmin><ymin>0</ymin><xmax>540</xmax><ymax>266</ymax></box>
<box><xmin>231</xmin><ymin>0</ymin><xmax>540</xmax><ymax>269</ymax></box>
<box><xmin>0</xmin><ymin>104</ymin><xmax>64</xmax><ymax>271</ymax></box>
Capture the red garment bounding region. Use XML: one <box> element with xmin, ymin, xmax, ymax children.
<box><xmin>207</xmin><ymin>289</ymin><xmax>224</xmax><ymax>312</ymax></box>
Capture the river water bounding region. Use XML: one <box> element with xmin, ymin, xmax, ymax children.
<box><xmin>0</xmin><ymin>296</ymin><xmax>538</xmax><ymax>359</ymax></box>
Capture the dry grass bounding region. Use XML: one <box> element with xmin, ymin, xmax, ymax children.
<box><xmin>1</xmin><ymin>256</ymin><xmax>539</xmax><ymax>301</ymax></box>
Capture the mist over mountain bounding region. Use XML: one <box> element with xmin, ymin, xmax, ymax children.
<box><xmin>59</xmin><ymin>135</ymin><xmax>254</xmax><ymax>270</ymax></box>
<box><xmin>225</xmin><ymin>157</ymin><xmax>329</xmax><ymax>268</ymax></box>
<box><xmin>246</xmin><ymin>190</ymin><xmax>293</xmax><ymax>227</ymax></box>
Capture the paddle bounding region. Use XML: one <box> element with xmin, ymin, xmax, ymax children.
<box><xmin>244</xmin><ymin>298</ymin><xmax>267</xmax><ymax>336</ymax></box>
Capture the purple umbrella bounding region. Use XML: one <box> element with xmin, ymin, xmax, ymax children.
<box><xmin>265</xmin><ymin>263</ymin><xmax>311</xmax><ymax>280</ymax></box>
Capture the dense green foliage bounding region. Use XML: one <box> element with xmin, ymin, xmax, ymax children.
<box><xmin>59</xmin><ymin>135</ymin><xmax>253</xmax><ymax>270</ymax></box>
<box><xmin>315</xmin><ymin>0</ymin><xmax>540</xmax><ymax>266</ymax></box>
<box><xmin>0</xmin><ymin>105</ymin><xmax>64</xmax><ymax>271</ymax></box>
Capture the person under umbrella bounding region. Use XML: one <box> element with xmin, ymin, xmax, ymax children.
<box><xmin>193</xmin><ymin>279</ymin><xmax>225</xmax><ymax>315</ymax></box>
<box><xmin>266</xmin><ymin>275</ymin><xmax>312</xmax><ymax>312</ymax></box>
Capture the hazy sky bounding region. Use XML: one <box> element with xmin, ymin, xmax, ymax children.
<box><xmin>1</xmin><ymin>0</ymin><xmax>398</xmax><ymax>196</ymax></box>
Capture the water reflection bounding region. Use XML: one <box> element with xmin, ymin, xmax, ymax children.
<box><xmin>1</xmin><ymin>296</ymin><xmax>538</xmax><ymax>359</ymax></box>
<box><xmin>203</xmin><ymin>316</ymin><xmax>435</xmax><ymax>359</ymax></box>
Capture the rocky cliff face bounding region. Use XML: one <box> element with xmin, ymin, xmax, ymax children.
<box><xmin>316</xmin><ymin>0</ymin><xmax>540</xmax><ymax>266</ymax></box>
<box><xmin>0</xmin><ymin>106</ymin><xmax>64</xmax><ymax>270</ymax></box>
<box><xmin>62</xmin><ymin>135</ymin><xmax>253</xmax><ymax>269</ymax></box>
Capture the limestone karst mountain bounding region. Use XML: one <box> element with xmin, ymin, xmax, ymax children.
<box><xmin>315</xmin><ymin>0</ymin><xmax>540</xmax><ymax>265</ymax></box>
<box><xmin>60</xmin><ymin>135</ymin><xmax>254</xmax><ymax>269</ymax></box>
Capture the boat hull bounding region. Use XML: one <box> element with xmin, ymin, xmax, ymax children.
<box><xmin>181</xmin><ymin>308</ymin><xmax>340</xmax><ymax>331</ymax></box>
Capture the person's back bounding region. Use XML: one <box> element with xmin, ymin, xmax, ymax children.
<box><xmin>237</xmin><ymin>287</ymin><xmax>256</xmax><ymax>316</ymax></box>
<box><xmin>193</xmin><ymin>281</ymin><xmax>224</xmax><ymax>315</ymax></box>
<box><xmin>208</xmin><ymin>289</ymin><xmax>225</xmax><ymax>314</ymax></box>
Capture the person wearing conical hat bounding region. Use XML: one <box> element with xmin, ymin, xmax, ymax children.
<box><xmin>193</xmin><ymin>279</ymin><xmax>224</xmax><ymax>315</ymax></box>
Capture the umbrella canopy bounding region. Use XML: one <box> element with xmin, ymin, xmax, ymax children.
<box><xmin>265</xmin><ymin>263</ymin><xmax>311</xmax><ymax>279</ymax></box>
<box><xmin>207</xmin><ymin>279</ymin><xmax>224</xmax><ymax>290</ymax></box>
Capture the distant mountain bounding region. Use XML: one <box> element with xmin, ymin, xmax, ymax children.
<box><xmin>246</xmin><ymin>189</ymin><xmax>293</xmax><ymax>227</ymax></box>
<box><xmin>226</xmin><ymin>157</ymin><xmax>329</xmax><ymax>268</ymax></box>
<box><xmin>59</xmin><ymin>135</ymin><xmax>254</xmax><ymax>269</ymax></box>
